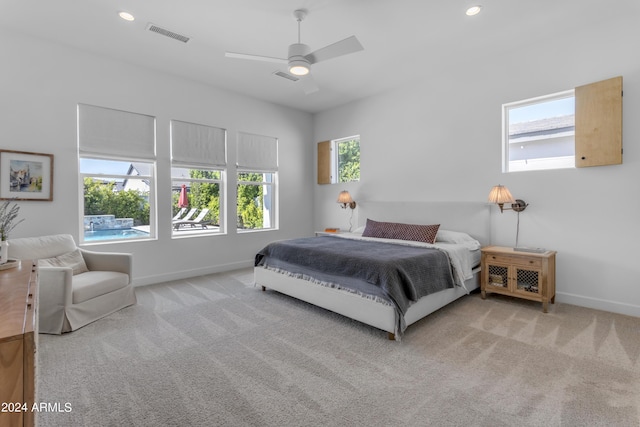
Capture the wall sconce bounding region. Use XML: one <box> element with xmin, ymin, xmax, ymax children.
<box><xmin>487</xmin><ymin>185</ymin><xmax>528</xmax><ymax>213</ymax></box>
<box><xmin>337</xmin><ymin>190</ymin><xmax>356</xmax><ymax>209</ymax></box>
<box><xmin>488</xmin><ymin>185</ymin><xmax>529</xmax><ymax>249</ymax></box>
<box><xmin>337</xmin><ymin>190</ymin><xmax>356</xmax><ymax>232</ymax></box>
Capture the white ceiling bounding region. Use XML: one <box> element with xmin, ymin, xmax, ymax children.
<box><xmin>1</xmin><ymin>0</ymin><xmax>636</xmax><ymax>113</ymax></box>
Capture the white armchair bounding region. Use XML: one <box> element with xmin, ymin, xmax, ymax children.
<box><xmin>8</xmin><ymin>234</ymin><xmax>136</xmax><ymax>334</ymax></box>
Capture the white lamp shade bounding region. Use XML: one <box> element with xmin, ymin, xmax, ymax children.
<box><xmin>337</xmin><ymin>191</ymin><xmax>353</xmax><ymax>204</ymax></box>
<box><xmin>488</xmin><ymin>185</ymin><xmax>515</xmax><ymax>204</ymax></box>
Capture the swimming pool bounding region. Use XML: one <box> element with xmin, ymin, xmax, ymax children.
<box><xmin>84</xmin><ymin>228</ymin><xmax>149</xmax><ymax>242</ymax></box>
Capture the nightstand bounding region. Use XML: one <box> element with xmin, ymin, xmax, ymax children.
<box><xmin>481</xmin><ymin>245</ymin><xmax>556</xmax><ymax>312</ymax></box>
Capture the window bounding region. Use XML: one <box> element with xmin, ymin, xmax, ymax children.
<box><xmin>171</xmin><ymin>168</ymin><xmax>223</xmax><ymax>235</ymax></box>
<box><xmin>236</xmin><ymin>132</ymin><xmax>278</xmax><ymax>231</ymax></box>
<box><xmin>78</xmin><ymin>104</ymin><xmax>156</xmax><ymax>243</ymax></box>
<box><xmin>503</xmin><ymin>92</ymin><xmax>575</xmax><ymax>172</ymax></box>
<box><xmin>317</xmin><ymin>135</ymin><xmax>360</xmax><ymax>184</ymax></box>
<box><xmin>80</xmin><ymin>159</ymin><xmax>153</xmax><ymax>242</ymax></box>
<box><xmin>237</xmin><ymin>172</ymin><xmax>275</xmax><ymax>230</ymax></box>
<box><xmin>333</xmin><ymin>136</ymin><xmax>360</xmax><ymax>183</ymax></box>
<box><xmin>171</xmin><ymin>120</ymin><xmax>226</xmax><ymax>237</ymax></box>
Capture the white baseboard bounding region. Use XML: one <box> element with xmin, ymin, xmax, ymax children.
<box><xmin>131</xmin><ymin>259</ymin><xmax>254</xmax><ymax>287</ymax></box>
<box><xmin>556</xmin><ymin>292</ymin><xmax>640</xmax><ymax>318</ymax></box>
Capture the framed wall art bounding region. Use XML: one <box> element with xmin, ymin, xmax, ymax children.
<box><xmin>0</xmin><ymin>150</ymin><xmax>54</xmax><ymax>201</ymax></box>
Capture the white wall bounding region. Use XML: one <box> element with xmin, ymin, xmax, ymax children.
<box><xmin>1</xmin><ymin>31</ymin><xmax>314</xmax><ymax>285</ymax></box>
<box><xmin>314</xmin><ymin>14</ymin><xmax>640</xmax><ymax>317</ymax></box>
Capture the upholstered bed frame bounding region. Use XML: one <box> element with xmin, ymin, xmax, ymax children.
<box><xmin>255</xmin><ymin>201</ymin><xmax>491</xmax><ymax>339</ymax></box>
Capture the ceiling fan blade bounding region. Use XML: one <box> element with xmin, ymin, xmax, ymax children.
<box><xmin>273</xmin><ymin>71</ymin><xmax>319</xmax><ymax>95</ymax></box>
<box><xmin>305</xmin><ymin>35</ymin><xmax>363</xmax><ymax>64</ymax></box>
<box><xmin>225</xmin><ymin>51</ymin><xmax>288</xmax><ymax>64</ymax></box>
<box><xmin>300</xmin><ymin>75</ymin><xmax>319</xmax><ymax>95</ymax></box>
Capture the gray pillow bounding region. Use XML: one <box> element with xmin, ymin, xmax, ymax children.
<box><xmin>38</xmin><ymin>249</ymin><xmax>89</xmax><ymax>275</ymax></box>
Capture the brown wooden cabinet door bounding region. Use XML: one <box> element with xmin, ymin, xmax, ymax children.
<box><xmin>575</xmin><ymin>76</ymin><xmax>623</xmax><ymax>167</ymax></box>
<box><xmin>317</xmin><ymin>140</ymin><xmax>331</xmax><ymax>184</ymax></box>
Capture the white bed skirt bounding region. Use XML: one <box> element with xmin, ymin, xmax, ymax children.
<box><xmin>254</xmin><ymin>265</ymin><xmax>480</xmax><ymax>337</ymax></box>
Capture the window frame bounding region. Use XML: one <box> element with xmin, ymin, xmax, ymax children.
<box><xmin>79</xmin><ymin>156</ymin><xmax>156</xmax><ymax>244</ymax></box>
<box><xmin>236</xmin><ymin>170</ymin><xmax>277</xmax><ymax>233</ymax></box>
<box><xmin>171</xmin><ymin>166</ymin><xmax>225</xmax><ymax>238</ymax></box>
<box><xmin>317</xmin><ymin>135</ymin><xmax>361</xmax><ymax>185</ymax></box>
<box><xmin>332</xmin><ymin>135</ymin><xmax>361</xmax><ymax>184</ymax></box>
<box><xmin>502</xmin><ymin>90</ymin><xmax>575</xmax><ymax>173</ymax></box>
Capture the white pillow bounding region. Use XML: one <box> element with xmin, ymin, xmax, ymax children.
<box><xmin>436</xmin><ymin>230</ymin><xmax>481</xmax><ymax>249</ymax></box>
<box><xmin>352</xmin><ymin>225</ymin><xmax>366</xmax><ymax>234</ymax></box>
<box><xmin>38</xmin><ymin>249</ymin><xmax>89</xmax><ymax>275</ymax></box>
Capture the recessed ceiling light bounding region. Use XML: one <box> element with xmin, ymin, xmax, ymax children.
<box><xmin>466</xmin><ymin>5</ymin><xmax>482</xmax><ymax>16</ymax></box>
<box><xmin>118</xmin><ymin>11</ymin><xmax>135</xmax><ymax>21</ymax></box>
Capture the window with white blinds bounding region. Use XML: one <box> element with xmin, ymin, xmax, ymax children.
<box><xmin>236</xmin><ymin>132</ymin><xmax>278</xmax><ymax>171</ymax></box>
<box><xmin>78</xmin><ymin>104</ymin><xmax>156</xmax><ymax>243</ymax></box>
<box><xmin>170</xmin><ymin>120</ymin><xmax>226</xmax><ymax>237</ymax></box>
<box><xmin>236</xmin><ymin>132</ymin><xmax>278</xmax><ymax>232</ymax></box>
<box><xmin>171</xmin><ymin>120</ymin><xmax>226</xmax><ymax>167</ymax></box>
<box><xmin>78</xmin><ymin>104</ymin><xmax>155</xmax><ymax>160</ymax></box>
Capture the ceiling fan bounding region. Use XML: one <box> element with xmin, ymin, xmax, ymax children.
<box><xmin>225</xmin><ymin>9</ymin><xmax>364</xmax><ymax>94</ymax></box>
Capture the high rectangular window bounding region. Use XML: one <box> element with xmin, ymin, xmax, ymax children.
<box><xmin>317</xmin><ymin>136</ymin><xmax>361</xmax><ymax>184</ymax></box>
<box><xmin>503</xmin><ymin>92</ymin><xmax>575</xmax><ymax>172</ymax></box>
<box><xmin>333</xmin><ymin>136</ymin><xmax>360</xmax><ymax>183</ymax></box>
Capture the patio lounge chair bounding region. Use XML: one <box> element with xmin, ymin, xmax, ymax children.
<box><xmin>173</xmin><ymin>208</ymin><xmax>197</xmax><ymax>224</ymax></box>
<box><xmin>173</xmin><ymin>208</ymin><xmax>211</xmax><ymax>230</ymax></box>
<box><xmin>172</xmin><ymin>207</ymin><xmax>187</xmax><ymax>221</ymax></box>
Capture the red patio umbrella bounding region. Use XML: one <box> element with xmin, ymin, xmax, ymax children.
<box><xmin>178</xmin><ymin>184</ymin><xmax>188</xmax><ymax>208</ymax></box>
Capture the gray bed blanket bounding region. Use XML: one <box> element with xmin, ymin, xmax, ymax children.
<box><xmin>255</xmin><ymin>235</ymin><xmax>456</xmax><ymax>331</ymax></box>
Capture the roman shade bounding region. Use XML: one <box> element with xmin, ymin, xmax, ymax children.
<box><xmin>171</xmin><ymin>120</ymin><xmax>226</xmax><ymax>167</ymax></box>
<box><xmin>78</xmin><ymin>104</ymin><xmax>155</xmax><ymax>160</ymax></box>
<box><xmin>237</xmin><ymin>132</ymin><xmax>278</xmax><ymax>171</ymax></box>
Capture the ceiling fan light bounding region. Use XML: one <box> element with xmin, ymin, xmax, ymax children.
<box><xmin>465</xmin><ymin>5</ymin><xmax>482</xmax><ymax>16</ymax></box>
<box><xmin>289</xmin><ymin>61</ymin><xmax>310</xmax><ymax>76</ymax></box>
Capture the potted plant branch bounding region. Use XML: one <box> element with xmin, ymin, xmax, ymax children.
<box><xmin>0</xmin><ymin>199</ymin><xmax>24</xmax><ymax>264</ymax></box>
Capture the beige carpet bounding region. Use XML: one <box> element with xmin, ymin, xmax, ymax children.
<box><xmin>36</xmin><ymin>268</ymin><xmax>640</xmax><ymax>426</ymax></box>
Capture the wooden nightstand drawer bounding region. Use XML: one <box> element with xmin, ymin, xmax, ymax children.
<box><xmin>488</xmin><ymin>255</ymin><xmax>542</xmax><ymax>269</ymax></box>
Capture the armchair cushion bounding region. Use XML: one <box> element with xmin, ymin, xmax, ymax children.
<box><xmin>72</xmin><ymin>271</ymin><xmax>130</xmax><ymax>304</ymax></box>
<box><xmin>38</xmin><ymin>249</ymin><xmax>89</xmax><ymax>275</ymax></box>
<box><xmin>9</xmin><ymin>234</ymin><xmax>77</xmax><ymax>260</ymax></box>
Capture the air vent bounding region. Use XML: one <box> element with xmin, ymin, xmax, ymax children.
<box><xmin>273</xmin><ymin>71</ymin><xmax>299</xmax><ymax>82</ymax></box>
<box><xmin>146</xmin><ymin>23</ymin><xmax>190</xmax><ymax>43</ymax></box>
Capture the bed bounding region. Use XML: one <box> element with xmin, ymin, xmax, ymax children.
<box><xmin>254</xmin><ymin>201</ymin><xmax>491</xmax><ymax>340</ymax></box>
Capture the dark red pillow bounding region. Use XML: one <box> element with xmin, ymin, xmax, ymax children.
<box><xmin>362</xmin><ymin>219</ymin><xmax>440</xmax><ymax>244</ymax></box>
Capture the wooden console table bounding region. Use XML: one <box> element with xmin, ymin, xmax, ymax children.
<box><xmin>0</xmin><ymin>260</ymin><xmax>38</xmax><ymax>427</ymax></box>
